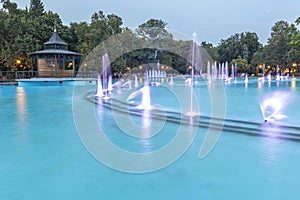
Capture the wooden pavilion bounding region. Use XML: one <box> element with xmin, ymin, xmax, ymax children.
<box><xmin>29</xmin><ymin>29</ymin><xmax>83</xmax><ymax>78</ymax></box>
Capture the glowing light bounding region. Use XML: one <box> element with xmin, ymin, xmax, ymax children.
<box><xmin>259</xmin><ymin>92</ymin><xmax>290</xmax><ymax>121</ymax></box>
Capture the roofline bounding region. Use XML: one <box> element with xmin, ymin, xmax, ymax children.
<box><xmin>29</xmin><ymin>50</ymin><xmax>83</xmax><ymax>56</ymax></box>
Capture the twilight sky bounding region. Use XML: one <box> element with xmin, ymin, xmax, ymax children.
<box><xmin>13</xmin><ymin>0</ymin><xmax>300</xmax><ymax>45</ymax></box>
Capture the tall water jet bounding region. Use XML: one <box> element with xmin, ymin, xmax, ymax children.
<box><xmin>267</xmin><ymin>74</ymin><xmax>272</xmax><ymax>82</ymax></box>
<box><xmin>214</xmin><ymin>61</ymin><xmax>218</xmax><ymax>79</ymax></box>
<box><xmin>225</xmin><ymin>61</ymin><xmax>229</xmax><ymax>79</ymax></box>
<box><xmin>276</xmin><ymin>74</ymin><xmax>280</xmax><ymax>81</ymax></box>
<box><xmin>219</xmin><ymin>63</ymin><xmax>222</xmax><ymax>79</ymax></box>
<box><xmin>262</xmin><ymin>64</ymin><xmax>265</xmax><ymax>82</ymax></box>
<box><xmin>102</xmin><ymin>54</ymin><xmax>111</xmax><ymax>100</ymax></box>
<box><xmin>134</xmin><ymin>74</ymin><xmax>139</xmax><ymax>87</ymax></box>
<box><xmin>186</xmin><ymin>33</ymin><xmax>199</xmax><ymax>117</ymax></box>
<box><xmin>169</xmin><ymin>74</ymin><xmax>174</xmax><ymax>85</ymax></box>
<box><xmin>207</xmin><ymin>61</ymin><xmax>212</xmax><ymax>84</ymax></box>
<box><xmin>108</xmin><ymin>75</ymin><xmax>113</xmax><ymax>91</ymax></box>
<box><xmin>95</xmin><ymin>72</ymin><xmax>104</xmax><ymax>97</ymax></box>
<box><xmin>244</xmin><ymin>73</ymin><xmax>249</xmax><ymax>83</ymax></box>
<box><xmin>221</xmin><ymin>63</ymin><xmax>225</xmax><ymax>79</ymax></box>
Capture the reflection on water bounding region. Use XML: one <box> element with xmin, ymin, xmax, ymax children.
<box><xmin>258</xmin><ymin>81</ymin><xmax>263</xmax><ymax>90</ymax></box>
<box><xmin>291</xmin><ymin>79</ymin><xmax>296</xmax><ymax>91</ymax></box>
<box><xmin>259</xmin><ymin>123</ymin><xmax>285</xmax><ymax>184</ymax></box>
<box><xmin>16</xmin><ymin>87</ymin><xmax>26</xmax><ymax>127</ymax></box>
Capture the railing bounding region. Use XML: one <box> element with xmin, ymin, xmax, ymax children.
<box><xmin>0</xmin><ymin>70</ymin><xmax>98</xmax><ymax>81</ymax></box>
<box><xmin>0</xmin><ymin>71</ymin><xmax>16</xmax><ymax>82</ymax></box>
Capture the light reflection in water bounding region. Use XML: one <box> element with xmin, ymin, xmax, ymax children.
<box><xmin>16</xmin><ymin>87</ymin><xmax>26</xmax><ymax>126</ymax></box>
<box><xmin>259</xmin><ymin>123</ymin><xmax>284</xmax><ymax>183</ymax></box>
<box><xmin>140</xmin><ymin>110</ymin><xmax>153</xmax><ymax>152</ymax></box>
<box><xmin>258</xmin><ymin>81</ymin><xmax>263</xmax><ymax>90</ymax></box>
<box><xmin>291</xmin><ymin>79</ymin><xmax>296</xmax><ymax>91</ymax></box>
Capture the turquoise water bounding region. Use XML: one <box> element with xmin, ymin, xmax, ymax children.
<box><xmin>1</xmin><ymin>78</ymin><xmax>300</xmax><ymax>199</ymax></box>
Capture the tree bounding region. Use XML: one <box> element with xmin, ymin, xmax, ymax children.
<box><xmin>201</xmin><ymin>41</ymin><xmax>218</xmax><ymax>61</ymax></box>
<box><xmin>29</xmin><ymin>0</ymin><xmax>44</xmax><ymax>17</ymax></box>
<box><xmin>217</xmin><ymin>32</ymin><xmax>261</xmax><ymax>64</ymax></box>
<box><xmin>288</xmin><ymin>17</ymin><xmax>300</xmax><ymax>64</ymax></box>
<box><xmin>231</xmin><ymin>57</ymin><xmax>249</xmax><ymax>74</ymax></box>
<box><xmin>71</xmin><ymin>10</ymin><xmax>124</xmax><ymax>57</ymax></box>
<box><xmin>262</xmin><ymin>20</ymin><xmax>296</xmax><ymax>69</ymax></box>
<box><xmin>136</xmin><ymin>19</ymin><xmax>171</xmax><ymax>42</ymax></box>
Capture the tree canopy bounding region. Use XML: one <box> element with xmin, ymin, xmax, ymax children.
<box><xmin>0</xmin><ymin>0</ymin><xmax>300</xmax><ymax>75</ymax></box>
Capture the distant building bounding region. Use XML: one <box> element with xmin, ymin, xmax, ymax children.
<box><xmin>29</xmin><ymin>29</ymin><xmax>83</xmax><ymax>77</ymax></box>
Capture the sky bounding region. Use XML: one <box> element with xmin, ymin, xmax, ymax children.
<box><xmin>12</xmin><ymin>0</ymin><xmax>300</xmax><ymax>46</ymax></box>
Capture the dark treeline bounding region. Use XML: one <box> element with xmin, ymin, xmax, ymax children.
<box><xmin>1</xmin><ymin>0</ymin><xmax>300</xmax><ymax>75</ymax></box>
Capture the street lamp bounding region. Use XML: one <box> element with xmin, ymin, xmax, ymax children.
<box><xmin>292</xmin><ymin>63</ymin><xmax>297</xmax><ymax>75</ymax></box>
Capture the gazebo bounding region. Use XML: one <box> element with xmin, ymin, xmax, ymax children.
<box><xmin>29</xmin><ymin>29</ymin><xmax>83</xmax><ymax>78</ymax></box>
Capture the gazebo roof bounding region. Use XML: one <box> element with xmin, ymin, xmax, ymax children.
<box><xmin>29</xmin><ymin>49</ymin><xmax>83</xmax><ymax>56</ymax></box>
<box><xmin>44</xmin><ymin>31</ymin><xmax>68</xmax><ymax>46</ymax></box>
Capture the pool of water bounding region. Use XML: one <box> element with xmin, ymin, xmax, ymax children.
<box><xmin>1</xmin><ymin>78</ymin><xmax>300</xmax><ymax>199</ymax></box>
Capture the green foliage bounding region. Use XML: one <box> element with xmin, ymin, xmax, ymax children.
<box><xmin>0</xmin><ymin>0</ymin><xmax>300</xmax><ymax>77</ymax></box>
<box><xmin>71</xmin><ymin>11</ymin><xmax>124</xmax><ymax>56</ymax></box>
<box><xmin>261</xmin><ymin>20</ymin><xmax>297</xmax><ymax>70</ymax></box>
<box><xmin>136</xmin><ymin>19</ymin><xmax>171</xmax><ymax>42</ymax></box>
<box><xmin>231</xmin><ymin>57</ymin><xmax>249</xmax><ymax>73</ymax></box>
<box><xmin>217</xmin><ymin>32</ymin><xmax>261</xmax><ymax>64</ymax></box>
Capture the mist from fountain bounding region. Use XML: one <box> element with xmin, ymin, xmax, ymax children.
<box><xmin>260</xmin><ymin>92</ymin><xmax>291</xmax><ymax>122</ymax></box>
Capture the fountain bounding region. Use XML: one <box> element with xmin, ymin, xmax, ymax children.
<box><xmin>260</xmin><ymin>92</ymin><xmax>291</xmax><ymax>122</ymax></box>
<box><xmin>94</xmin><ymin>53</ymin><xmax>112</xmax><ymax>100</ymax></box>
<box><xmin>127</xmin><ymin>85</ymin><xmax>152</xmax><ymax>110</ymax></box>
<box><xmin>169</xmin><ymin>75</ymin><xmax>174</xmax><ymax>85</ymax></box>
<box><xmin>220</xmin><ymin>63</ymin><xmax>223</xmax><ymax>79</ymax></box>
<box><xmin>231</xmin><ymin>64</ymin><xmax>235</xmax><ymax>78</ymax></box>
<box><xmin>122</xmin><ymin>80</ymin><xmax>132</xmax><ymax>89</ymax></box>
<box><xmin>207</xmin><ymin>61</ymin><xmax>212</xmax><ymax>84</ymax></box>
<box><xmin>134</xmin><ymin>74</ymin><xmax>139</xmax><ymax>87</ymax></box>
<box><xmin>95</xmin><ymin>54</ymin><xmax>112</xmax><ymax>98</ymax></box>
<box><xmin>108</xmin><ymin>75</ymin><xmax>113</xmax><ymax>91</ymax></box>
<box><xmin>244</xmin><ymin>73</ymin><xmax>249</xmax><ymax>88</ymax></box>
<box><xmin>185</xmin><ymin>78</ymin><xmax>192</xmax><ymax>84</ymax></box>
<box><xmin>267</xmin><ymin>74</ymin><xmax>272</xmax><ymax>82</ymax></box>
<box><xmin>185</xmin><ymin>33</ymin><xmax>200</xmax><ymax>117</ymax></box>
<box><xmin>95</xmin><ymin>72</ymin><xmax>104</xmax><ymax>97</ymax></box>
<box><xmin>225</xmin><ymin>61</ymin><xmax>229</xmax><ymax>79</ymax></box>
